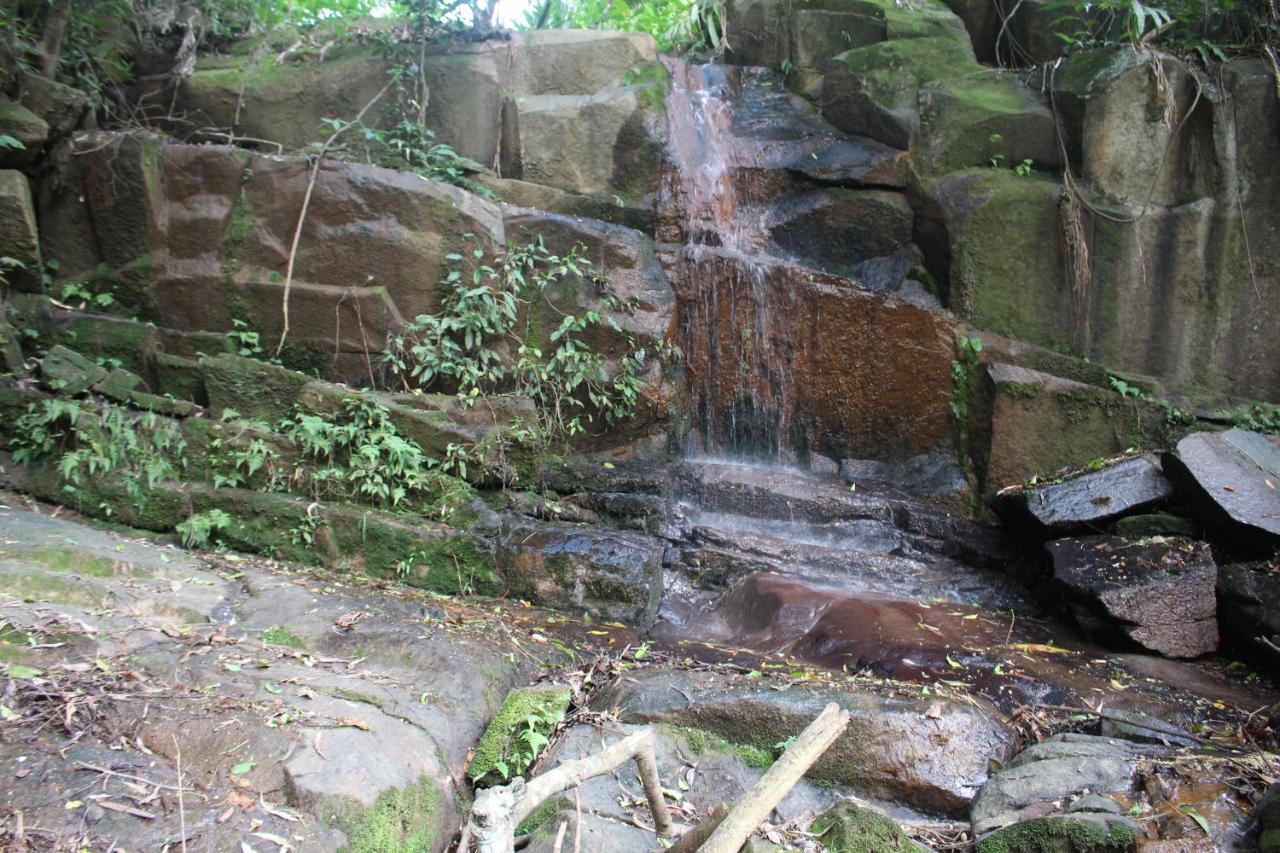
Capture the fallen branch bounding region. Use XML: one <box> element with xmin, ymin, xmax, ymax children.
<box><xmin>698</xmin><ymin>702</ymin><xmax>851</xmax><ymax>853</ymax></box>
<box><xmin>275</xmin><ymin>78</ymin><xmax>394</xmax><ymax>357</ymax></box>
<box><xmin>463</xmin><ymin>727</ymin><xmax>673</xmax><ymax>853</ymax></box>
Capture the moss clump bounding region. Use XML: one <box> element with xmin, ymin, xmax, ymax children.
<box><xmin>342</xmin><ymin>775</ymin><xmax>440</xmax><ymax>853</ymax></box>
<box><xmin>812</xmin><ymin>803</ymin><xmax>918</xmax><ymax>853</ymax></box>
<box><xmin>260</xmin><ymin>625</ymin><xmax>304</xmax><ymax>648</ymax></box>
<box><xmin>670</xmin><ymin>726</ymin><xmax>775</xmax><ymax>770</ymax></box>
<box><xmin>622</xmin><ymin>60</ymin><xmax>670</xmax><ymax>112</ymax></box>
<box><xmin>976</xmin><ymin>815</ymin><xmax>1138</xmax><ymax>853</ymax></box>
<box><xmin>21</xmin><ymin>546</ymin><xmax>122</xmax><ymax>578</ymax></box>
<box><xmin>515</xmin><ymin>796</ymin><xmax>569</xmax><ymax>836</ymax></box>
<box><xmin>468</xmin><ymin>685</ymin><xmax>571</xmax><ymax>786</ymax></box>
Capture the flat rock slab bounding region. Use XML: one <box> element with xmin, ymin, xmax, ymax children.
<box><xmin>1164</xmin><ymin>429</ymin><xmax>1280</xmax><ymax>546</ymax></box>
<box><xmin>1048</xmin><ymin>535</ymin><xmax>1218</xmax><ymax>658</ymax></box>
<box><xmin>996</xmin><ymin>454</ymin><xmax>1173</xmax><ymax>532</ymax></box>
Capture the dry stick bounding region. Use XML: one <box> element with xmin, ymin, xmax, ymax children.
<box><xmin>275</xmin><ymin>79</ymin><xmax>395</xmax><ymax>357</ymax></box>
<box><xmin>465</xmin><ymin>727</ymin><xmax>673</xmax><ymax>853</ymax></box>
<box><xmin>173</xmin><ymin>733</ymin><xmax>187</xmax><ymax>853</ymax></box>
<box><xmin>698</xmin><ymin>703</ymin><xmax>852</xmax><ymax>853</ymax></box>
<box><xmin>1032</xmin><ymin>703</ymin><xmax>1245</xmax><ymax>752</ymax></box>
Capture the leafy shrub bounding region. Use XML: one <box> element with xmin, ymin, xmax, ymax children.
<box><xmin>11</xmin><ymin>397</ymin><xmax>186</xmax><ymax>515</ymax></box>
<box><xmin>519</xmin><ymin>0</ymin><xmax>726</xmax><ymax>54</ymax></box>
<box><xmin>386</xmin><ymin>237</ymin><xmax>649</xmax><ymax>451</ymax></box>
<box><xmin>176</xmin><ymin>509</ymin><xmax>232</xmax><ymax>548</ymax></box>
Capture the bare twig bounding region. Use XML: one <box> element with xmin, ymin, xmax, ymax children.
<box><xmin>173</xmin><ymin>733</ymin><xmax>187</xmax><ymax>853</ymax></box>
<box><xmin>699</xmin><ymin>703</ymin><xmax>851</xmax><ymax>853</ymax></box>
<box><xmin>275</xmin><ymin>79</ymin><xmax>394</xmax><ymax>357</ymax></box>
<box><xmin>465</xmin><ymin>727</ymin><xmax>673</xmax><ymax>853</ymax></box>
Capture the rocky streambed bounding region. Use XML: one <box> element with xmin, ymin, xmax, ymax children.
<box><xmin>0</xmin><ymin>437</ymin><xmax>1276</xmax><ymax>852</ymax></box>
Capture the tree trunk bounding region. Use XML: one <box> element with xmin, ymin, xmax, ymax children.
<box><xmin>38</xmin><ymin>0</ymin><xmax>72</xmax><ymax>77</ymax></box>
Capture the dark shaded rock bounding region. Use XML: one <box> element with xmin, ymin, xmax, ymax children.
<box><xmin>608</xmin><ymin>668</ymin><xmax>1016</xmax><ymax>817</ymax></box>
<box><xmin>496</xmin><ymin>520</ymin><xmax>664</xmax><ymax>627</ymax></box>
<box><xmin>766</xmin><ymin>189</ymin><xmax>914</xmax><ymax>284</ymax></box>
<box><xmin>18</xmin><ymin>73</ymin><xmax>93</xmax><ymax>141</ymax></box>
<box><xmin>1256</xmin><ymin>784</ymin><xmax>1280</xmax><ymax>853</ymax></box>
<box><xmin>202</xmin><ymin>354</ymin><xmax>310</xmax><ymax>421</ymax></box>
<box><xmin>971</xmin><ymin>732</ymin><xmax>1164</xmax><ymax>835</ymax></box>
<box><xmin>1217</xmin><ymin>558</ymin><xmax>1280</xmax><ymax>668</ymax></box>
<box><xmin>0</xmin><ymin>100</ymin><xmax>47</xmax><ymax>167</ymax></box>
<box><xmin>1047</xmin><ymin>535</ymin><xmax>1218</xmax><ymax>658</ymax></box>
<box><xmin>40</xmin><ymin>344</ymin><xmax>108</xmax><ymax>395</ymax></box>
<box><xmin>841</xmin><ymin>444</ymin><xmax>968</xmax><ymax>497</ymax></box>
<box><xmin>1112</xmin><ymin>513</ymin><xmax>1198</xmax><ymax>539</ymax></box>
<box><xmin>994</xmin><ymin>454</ymin><xmax>1173</xmax><ymax>532</ymax></box>
<box><xmin>1163</xmin><ymin>430</ymin><xmax>1280</xmax><ymax>547</ymax></box>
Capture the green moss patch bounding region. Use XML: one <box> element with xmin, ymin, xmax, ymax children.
<box><xmin>342</xmin><ymin>775</ymin><xmax>441</xmax><ymax>853</ymax></box>
<box><xmin>813</xmin><ymin>802</ymin><xmax>918</xmax><ymax>853</ymax></box>
<box><xmin>468</xmin><ymin>684</ymin><xmax>571</xmax><ymax>786</ymax></box>
<box><xmin>260</xmin><ymin>625</ymin><xmax>305</xmax><ymax>648</ymax></box>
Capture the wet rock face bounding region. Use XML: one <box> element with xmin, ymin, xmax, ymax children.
<box><xmin>1048</xmin><ymin>535</ymin><xmax>1218</xmax><ymax>659</ymax></box>
<box><xmin>496</xmin><ymin>519</ymin><xmax>665</xmax><ymax>627</ymax></box>
<box><xmin>672</xmin><ymin>248</ymin><xmax>956</xmax><ymax>462</ymax></box>
<box><xmin>994</xmin><ymin>454</ymin><xmax>1174</xmax><ymax>533</ymax></box>
<box><xmin>1163</xmin><ymin>429</ymin><xmax>1280</xmax><ymax>548</ymax></box>
<box><xmin>608</xmin><ymin>668</ymin><xmax>1016</xmax><ymax>817</ymax></box>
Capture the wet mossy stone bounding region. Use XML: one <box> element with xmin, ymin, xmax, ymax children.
<box><xmin>92</xmin><ymin>367</ymin><xmax>143</xmax><ymax>401</ymax></box>
<box><xmin>202</xmin><ymin>354</ymin><xmax>310</xmax><ymax>421</ymax></box>
<box><xmin>976</xmin><ymin>814</ymin><xmax>1138</xmax><ymax>853</ymax></box>
<box><xmin>468</xmin><ymin>684</ymin><xmax>571</xmax><ymax>786</ymax></box>
<box><xmin>811</xmin><ymin>802</ymin><xmax>925</xmax><ymax>852</ymax></box>
<box><xmin>39</xmin><ymin>345</ymin><xmax>107</xmax><ymax>395</ymax></box>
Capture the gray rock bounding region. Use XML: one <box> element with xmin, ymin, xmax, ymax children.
<box><xmin>496</xmin><ymin>519</ymin><xmax>665</xmax><ymax>627</ymax></box>
<box><xmin>1163</xmin><ymin>429</ymin><xmax>1280</xmax><ymax>546</ymax></box>
<box><xmin>18</xmin><ymin>73</ymin><xmax>93</xmax><ymax>141</ymax></box>
<box><xmin>40</xmin><ymin>344</ymin><xmax>108</xmax><ymax>395</ymax></box>
<box><xmin>0</xmin><ymin>99</ymin><xmax>47</xmax><ymax>167</ymax></box>
<box><xmin>975</xmin><ymin>813</ymin><xmax>1140</xmax><ymax>852</ymax></box>
<box><xmin>994</xmin><ymin>454</ymin><xmax>1173</xmax><ymax>532</ymax></box>
<box><xmin>1048</xmin><ymin>535</ymin><xmax>1218</xmax><ymax>659</ymax></box>
<box><xmin>0</xmin><ymin>170</ymin><xmax>40</xmax><ymax>289</ymax></box>
<box><xmin>971</xmin><ymin>732</ymin><xmax>1164</xmax><ymax>834</ymax></box>
<box><xmin>841</xmin><ymin>444</ymin><xmax>968</xmax><ymax>498</ymax></box>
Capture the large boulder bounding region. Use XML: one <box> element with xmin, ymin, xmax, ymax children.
<box><xmin>765</xmin><ymin>189</ymin><xmax>916</xmax><ymax>288</ymax></box>
<box><xmin>1163</xmin><ymin>429</ymin><xmax>1280</xmax><ymax>547</ymax></box>
<box><xmin>970</xmin><ymin>732</ymin><xmax>1160</xmax><ymax>835</ymax></box>
<box><xmin>978</xmin><ymin>362</ymin><xmax>1164</xmax><ymax>491</ymax></box>
<box><xmin>0</xmin><ymin>170</ymin><xmax>40</xmax><ymax>289</ymax></box>
<box><xmin>1217</xmin><ymin>558</ymin><xmax>1280</xmax><ymax>669</ymax></box>
<box><xmin>1047</xmin><ymin>535</ymin><xmax>1218</xmax><ymax>658</ymax></box>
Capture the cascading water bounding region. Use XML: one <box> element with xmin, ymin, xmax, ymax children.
<box><xmin>660</xmin><ymin>59</ymin><xmax>794</xmax><ymax>459</ymax></box>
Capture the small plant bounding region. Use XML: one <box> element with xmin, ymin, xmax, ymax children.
<box><xmin>226</xmin><ymin>319</ymin><xmax>263</xmax><ymax>358</ymax></box>
<box><xmin>950</xmin><ymin>334</ymin><xmax>983</xmax><ymax>422</ymax></box>
<box><xmin>12</xmin><ymin>397</ymin><xmax>186</xmax><ymax>515</ymax></box>
<box><xmin>59</xmin><ymin>280</ymin><xmax>115</xmax><ymax>311</ymax></box>
<box><xmin>385</xmin><ymin>237</ymin><xmax>650</xmax><ymax>458</ymax></box>
<box><xmin>1015</xmin><ymin>158</ymin><xmax>1035</xmax><ymax>177</ymax></box>
<box><xmin>493</xmin><ymin>705</ymin><xmax>564</xmax><ymax>781</ymax></box>
<box><xmin>177</xmin><ymin>509</ymin><xmax>232</xmax><ymax>548</ymax></box>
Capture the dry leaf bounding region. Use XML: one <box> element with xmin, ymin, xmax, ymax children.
<box><xmin>341</xmin><ymin>717</ymin><xmax>371</xmax><ymax>731</ymax></box>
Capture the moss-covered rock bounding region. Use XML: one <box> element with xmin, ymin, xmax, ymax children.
<box><xmin>468</xmin><ymin>684</ymin><xmax>571</xmax><ymax>786</ymax></box>
<box><xmin>0</xmin><ymin>170</ymin><xmax>41</xmax><ymax>289</ymax></box>
<box><xmin>0</xmin><ymin>100</ymin><xmax>47</xmax><ymax>168</ymax></box>
<box><xmin>812</xmin><ymin>802</ymin><xmax>922</xmax><ymax>852</ymax></box>
<box><xmin>203</xmin><ymin>354</ymin><xmax>311</xmax><ymax>421</ymax></box>
<box><xmin>976</xmin><ymin>814</ymin><xmax>1138</xmax><ymax>853</ymax></box>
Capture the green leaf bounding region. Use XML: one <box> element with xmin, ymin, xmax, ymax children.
<box><xmin>231</xmin><ymin>760</ymin><xmax>256</xmax><ymax>775</ymax></box>
<box><xmin>6</xmin><ymin>665</ymin><xmax>42</xmax><ymax>679</ymax></box>
<box><xmin>1180</xmin><ymin>806</ymin><xmax>1210</xmax><ymax>835</ymax></box>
